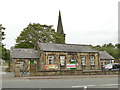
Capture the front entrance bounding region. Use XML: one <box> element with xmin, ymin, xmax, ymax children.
<box><xmin>14</xmin><ymin>59</ymin><xmax>39</xmax><ymax>77</ymax></box>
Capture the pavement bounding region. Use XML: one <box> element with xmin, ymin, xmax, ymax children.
<box><xmin>24</xmin><ymin>75</ymin><xmax>119</xmax><ymax>80</ymax></box>
<box><xmin>1</xmin><ymin>71</ymin><xmax>119</xmax><ymax>81</ymax></box>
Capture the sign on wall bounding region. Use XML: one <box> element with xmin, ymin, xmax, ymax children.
<box><xmin>45</xmin><ymin>64</ymin><xmax>58</xmax><ymax>69</ymax></box>
<box><xmin>66</xmin><ymin>64</ymin><xmax>77</xmax><ymax>68</ymax></box>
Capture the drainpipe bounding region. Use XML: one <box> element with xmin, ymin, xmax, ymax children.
<box><xmin>98</xmin><ymin>52</ymin><xmax>100</xmax><ymax>70</ymax></box>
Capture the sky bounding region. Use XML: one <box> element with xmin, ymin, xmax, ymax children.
<box><xmin>0</xmin><ymin>0</ymin><xmax>119</xmax><ymax>49</ymax></box>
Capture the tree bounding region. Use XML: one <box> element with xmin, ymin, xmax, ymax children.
<box><xmin>0</xmin><ymin>24</ymin><xmax>10</xmax><ymax>60</ymax></box>
<box><xmin>0</xmin><ymin>24</ymin><xmax>5</xmax><ymax>59</ymax></box>
<box><xmin>0</xmin><ymin>24</ymin><xmax>5</xmax><ymax>41</ymax></box>
<box><xmin>106</xmin><ymin>43</ymin><xmax>114</xmax><ymax>48</ymax></box>
<box><xmin>115</xmin><ymin>43</ymin><xmax>120</xmax><ymax>49</ymax></box>
<box><xmin>95</xmin><ymin>45</ymin><xmax>101</xmax><ymax>48</ymax></box>
<box><xmin>115</xmin><ymin>43</ymin><xmax>120</xmax><ymax>59</ymax></box>
<box><xmin>92</xmin><ymin>43</ymin><xmax>119</xmax><ymax>59</ymax></box>
<box><xmin>15</xmin><ymin>23</ymin><xmax>64</xmax><ymax>48</ymax></box>
<box><xmin>2</xmin><ymin>45</ymin><xmax>10</xmax><ymax>60</ymax></box>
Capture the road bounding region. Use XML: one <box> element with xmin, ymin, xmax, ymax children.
<box><xmin>2</xmin><ymin>75</ymin><xmax>119</xmax><ymax>88</ymax></box>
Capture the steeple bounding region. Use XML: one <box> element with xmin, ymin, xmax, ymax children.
<box><xmin>57</xmin><ymin>10</ymin><xmax>64</xmax><ymax>34</ymax></box>
<box><xmin>57</xmin><ymin>10</ymin><xmax>66</xmax><ymax>43</ymax></box>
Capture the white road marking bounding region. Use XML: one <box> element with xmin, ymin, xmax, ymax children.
<box><xmin>84</xmin><ymin>86</ymin><xmax>88</xmax><ymax>89</ymax></box>
<box><xmin>72</xmin><ymin>84</ymin><xmax>120</xmax><ymax>88</ymax></box>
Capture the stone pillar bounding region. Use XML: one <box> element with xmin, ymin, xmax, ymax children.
<box><xmin>30</xmin><ymin>63</ymin><xmax>36</xmax><ymax>76</ymax></box>
<box><xmin>94</xmin><ymin>54</ymin><xmax>99</xmax><ymax>70</ymax></box>
<box><xmin>86</xmin><ymin>55</ymin><xmax>90</xmax><ymax>70</ymax></box>
<box><xmin>40</xmin><ymin>53</ymin><xmax>44</xmax><ymax>70</ymax></box>
<box><xmin>9</xmin><ymin>60</ymin><xmax>13</xmax><ymax>72</ymax></box>
<box><xmin>14</xmin><ymin>63</ymin><xmax>20</xmax><ymax>77</ymax></box>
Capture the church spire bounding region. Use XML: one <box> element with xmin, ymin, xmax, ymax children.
<box><xmin>57</xmin><ymin>10</ymin><xmax>64</xmax><ymax>34</ymax></box>
<box><xmin>57</xmin><ymin>10</ymin><xmax>66</xmax><ymax>44</ymax></box>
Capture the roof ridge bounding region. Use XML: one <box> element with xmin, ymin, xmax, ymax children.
<box><xmin>39</xmin><ymin>42</ymin><xmax>89</xmax><ymax>46</ymax></box>
<box><xmin>13</xmin><ymin>48</ymin><xmax>34</xmax><ymax>50</ymax></box>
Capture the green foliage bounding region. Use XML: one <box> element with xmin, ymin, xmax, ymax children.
<box><xmin>2</xmin><ymin>45</ymin><xmax>10</xmax><ymax>60</ymax></box>
<box><xmin>0</xmin><ymin>24</ymin><xmax>5</xmax><ymax>41</ymax></box>
<box><xmin>0</xmin><ymin>24</ymin><xmax>10</xmax><ymax>60</ymax></box>
<box><xmin>15</xmin><ymin>23</ymin><xmax>64</xmax><ymax>48</ymax></box>
<box><xmin>15</xmin><ymin>41</ymin><xmax>34</xmax><ymax>48</ymax></box>
<box><xmin>91</xmin><ymin>43</ymin><xmax>119</xmax><ymax>59</ymax></box>
<box><xmin>0</xmin><ymin>24</ymin><xmax>6</xmax><ymax>58</ymax></box>
<box><xmin>54</xmin><ymin>33</ymin><xmax>65</xmax><ymax>44</ymax></box>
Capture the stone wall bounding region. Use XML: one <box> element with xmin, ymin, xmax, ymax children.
<box><xmin>35</xmin><ymin>70</ymin><xmax>119</xmax><ymax>76</ymax></box>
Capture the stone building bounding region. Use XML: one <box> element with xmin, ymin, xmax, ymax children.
<box><xmin>10</xmin><ymin>42</ymin><xmax>115</xmax><ymax>76</ymax></box>
<box><xmin>34</xmin><ymin>42</ymin><xmax>101</xmax><ymax>71</ymax></box>
<box><xmin>99</xmin><ymin>51</ymin><xmax>115</xmax><ymax>69</ymax></box>
<box><xmin>10</xmin><ymin>48</ymin><xmax>39</xmax><ymax>76</ymax></box>
<box><xmin>10</xmin><ymin>11</ymin><xmax>115</xmax><ymax>76</ymax></box>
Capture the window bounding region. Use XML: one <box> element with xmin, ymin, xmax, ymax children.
<box><xmin>90</xmin><ymin>56</ymin><xmax>94</xmax><ymax>65</ymax></box>
<box><xmin>102</xmin><ymin>60</ymin><xmax>104</xmax><ymax>65</ymax></box>
<box><xmin>81</xmin><ymin>56</ymin><xmax>85</xmax><ymax>65</ymax></box>
<box><xmin>20</xmin><ymin>62</ymin><xmax>23</xmax><ymax>70</ymax></box>
<box><xmin>60</xmin><ymin>56</ymin><xmax>65</xmax><ymax>66</ymax></box>
<box><xmin>48</xmin><ymin>56</ymin><xmax>53</xmax><ymax>64</ymax></box>
<box><xmin>108</xmin><ymin>60</ymin><xmax>111</xmax><ymax>64</ymax></box>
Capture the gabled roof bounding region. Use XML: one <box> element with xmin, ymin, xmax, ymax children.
<box><xmin>11</xmin><ymin>48</ymin><xmax>39</xmax><ymax>59</ymax></box>
<box><xmin>38</xmin><ymin>42</ymin><xmax>98</xmax><ymax>53</ymax></box>
<box><xmin>99</xmin><ymin>51</ymin><xmax>115</xmax><ymax>60</ymax></box>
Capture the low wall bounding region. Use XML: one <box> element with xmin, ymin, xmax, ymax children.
<box><xmin>82</xmin><ymin>70</ymin><xmax>119</xmax><ymax>75</ymax></box>
<box><xmin>34</xmin><ymin>70</ymin><xmax>119</xmax><ymax>76</ymax></box>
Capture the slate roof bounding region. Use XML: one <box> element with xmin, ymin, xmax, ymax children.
<box><xmin>99</xmin><ymin>51</ymin><xmax>115</xmax><ymax>60</ymax></box>
<box><xmin>38</xmin><ymin>42</ymin><xmax>98</xmax><ymax>53</ymax></box>
<box><xmin>11</xmin><ymin>48</ymin><xmax>39</xmax><ymax>59</ymax></box>
<box><xmin>11</xmin><ymin>43</ymin><xmax>114</xmax><ymax>60</ymax></box>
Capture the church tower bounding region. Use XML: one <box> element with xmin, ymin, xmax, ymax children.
<box><xmin>57</xmin><ymin>10</ymin><xmax>66</xmax><ymax>43</ymax></box>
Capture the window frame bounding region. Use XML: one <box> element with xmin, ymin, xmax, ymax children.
<box><xmin>102</xmin><ymin>59</ymin><xmax>105</xmax><ymax>65</ymax></box>
<box><xmin>90</xmin><ymin>55</ymin><xmax>95</xmax><ymax>66</ymax></box>
<box><xmin>60</xmin><ymin>56</ymin><xmax>65</xmax><ymax>66</ymax></box>
<box><xmin>80</xmin><ymin>56</ymin><xmax>86</xmax><ymax>66</ymax></box>
<box><xmin>108</xmin><ymin>60</ymin><xmax>111</xmax><ymax>64</ymax></box>
<box><xmin>48</xmin><ymin>56</ymin><xmax>54</xmax><ymax>64</ymax></box>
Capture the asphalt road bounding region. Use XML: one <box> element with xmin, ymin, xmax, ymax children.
<box><xmin>2</xmin><ymin>76</ymin><xmax>119</xmax><ymax>88</ymax></box>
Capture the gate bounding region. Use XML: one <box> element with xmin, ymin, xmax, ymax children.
<box><xmin>20</xmin><ymin>61</ymin><xmax>30</xmax><ymax>77</ymax></box>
